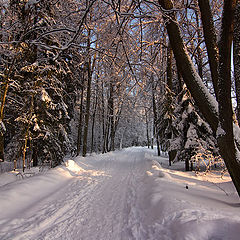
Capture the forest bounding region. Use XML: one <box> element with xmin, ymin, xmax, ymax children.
<box><xmin>1</xmin><ymin>0</ymin><xmax>240</xmax><ymax>197</ymax></box>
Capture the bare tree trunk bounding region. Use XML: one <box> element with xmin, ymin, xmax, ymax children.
<box><xmin>185</xmin><ymin>159</ymin><xmax>190</xmax><ymax>171</ymax></box>
<box><xmin>32</xmin><ymin>146</ymin><xmax>38</xmax><ymax>167</ymax></box>
<box><xmin>22</xmin><ymin>79</ymin><xmax>38</xmax><ymax>171</ymax></box>
<box><xmin>82</xmin><ymin>4</ymin><xmax>97</xmax><ymax>157</ymax></box>
<box><xmin>145</xmin><ymin>109</ymin><xmax>150</xmax><ymax>148</ymax></box>
<box><xmin>234</xmin><ymin>3</ymin><xmax>240</xmax><ymax>123</ymax></box>
<box><xmin>176</xmin><ymin>64</ymin><xmax>183</xmax><ymax>94</ymax></box>
<box><xmin>152</xmin><ymin>78</ymin><xmax>161</xmax><ymax>156</ymax></box>
<box><xmin>101</xmin><ymin>81</ymin><xmax>107</xmax><ymax>154</ymax></box>
<box><xmin>109</xmin><ymin>81</ymin><xmax>115</xmax><ymax>151</ymax></box>
<box><xmin>82</xmin><ymin>60</ymin><xmax>92</xmax><ymax>157</ymax></box>
<box><xmin>194</xmin><ymin>8</ymin><xmax>203</xmax><ymax>80</ymax></box>
<box><xmin>91</xmin><ymin>83</ymin><xmax>98</xmax><ymax>153</ymax></box>
<box><xmin>105</xmin><ymin>115</ymin><xmax>110</xmax><ymax>152</ymax></box>
<box><xmin>197</xmin><ymin>0</ymin><xmax>219</xmax><ymax>99</ymax></box>
<box><xmin>158</xmin><ymin>0</ymin><xmax>218</xmax><ymax>133</ymax></box>
<box><xmin>217</xmin><ymin>0</ymin><xmax>240</xmax><ymax>196</ymax></box>
<box><xmin>76</xmin><ymin>81</ymin><xmax>84</xmax><ymax>156</ymax></box>
<box><xmin>166</xmin><ymin>42</ymin><xmax>174</xmax><ymax>164</ymax></box>
<box><xmin>166</xmin><ymin>43</ymin><xmax>173</xmax><ymax>90</ymax></box>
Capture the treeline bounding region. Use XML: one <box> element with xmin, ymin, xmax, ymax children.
<box><xmin>1</xmin><ymin>0</ymin><xmax>240</xmax><ymax>197</ymax></box>
<box><xmin>0</xmin><ymin>0</ymin><xmax>148</xmax><ymax>169</ymax></box>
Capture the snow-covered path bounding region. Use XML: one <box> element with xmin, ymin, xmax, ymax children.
<box><xmin>1</xmin><ymin>147</ymin><xmax>240</xmax><ymax>240</ymax></box>
<box><xmin>0</xmin><ymin>148</ymin><xmax>154</xmax><ymax>240</ymax></box>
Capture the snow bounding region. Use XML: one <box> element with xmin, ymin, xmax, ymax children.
<box><xmin>0</xmin><ymin>120</ymin><xmax>6</xmax><ymax>133</ymax></box>
<box><xmin>233</xmin><ymin>123</ymin><xmax>240</xmax><ymax>146</ymax></box>
<box><xmin>216</xmin><ymin>125</ymin><xmax>226</xmax><ymax>138</ymax></box>
<box><xmin>41</xmin><ymin>88</ymin><xmax>52</xmax><ymax>104</ymax></box>
<box><xmin>0</xmin><ymin>147</ymin><xmax>240</xmax><ymax>240</ymax></box>
<box><xmin>0</xmin><ymin>161</ymin><xmax>14</xmax><ymax>173</ymax></box>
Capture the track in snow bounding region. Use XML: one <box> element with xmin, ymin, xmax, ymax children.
<box><xmin>0</xmin><ymin>147</ymin><xmax>154</xmax><ymax>240</ymax></box>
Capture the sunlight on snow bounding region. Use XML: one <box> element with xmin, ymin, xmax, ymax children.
<box><xmin>150</xmin><ymin>161</ymin><xmax>232</xmax><ymax>190</ymax></box>
<box><xmin>65</xmin><ymin>160</ymin><xmax>85</xmax><ymax>173</ymax></box>
<box><xmin>64</xmin><ymin>160</ymin><xmax>111</xmax><ymax>179</ymax></box>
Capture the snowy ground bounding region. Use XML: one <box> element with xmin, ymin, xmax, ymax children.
<box><xmin>0</xmin><ymin>147</ymin><xmax>240</xmax><ymax>240</ymax></box>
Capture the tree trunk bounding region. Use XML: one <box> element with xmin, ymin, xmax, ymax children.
<box><xmin>32</xmin><ymin>146</ymin><xmax>38</xmax><ymax>167</ymax></box>
<box><xmin>176</xmin><ymin>64</ymin><xmax>183</xmax><ymax>94</ymax></box>
<box><xmin>197</xmin><ymin>0</ymin><xmax>219</xmax><ymax>99</ymax></box>
<box><xmin>82</xmin><ymin>61</ymin><xmax>92</xmax><ymax>157</ymax></box>
<box><xmin>145</xmin><ymin>109</ymin><xmax>150</xmax><ymax>148</ymax></box>
<box><xmin>217</xmin><ymin>0</ymin><xmax>240</xmax><ymax>196</ymax></box>
<box><xmin>166</xmin><ymin>43</ymin><xmax>173</xmax><ymax>91</ymax></box>
<box><xmin>185</xmin><ymin>159</ymin><xmax>190</xmax><ymax>171</ymax></box>
<box><xmin>105</xmin><ymin>115</ymin><xmax>110</xmax><ymax>152</ymax></box>
<box><xmin>109</xmin><ymin>81</ymin><xmax>115</xmax><ymax>151</ymax></box>
<box><xmin>156</xmin><ymin>136</ymin><xmax>161</xmax><ymax>156</ymax></box>
<box><xmin>152</xmin><ymin>79</ymin><xmax>160</xmax><ymax>156</ymax></box>
<box><xmin>76</xmin><ymin>81</ymin><xmax>84</xmax><ymax>156</ymax></box>
<box><xmin>234</xmin><ymin>3</ymin><xmax>240</xmax><ymax>124</ymax></box>
<box><xmin>101</xmin><ymin>81</ymin><xmax>107</xmax><ymax>153</ymax></box>
<box><xmin>22</xmin><ymin>79</ymin><xmax>38</xmax><ymax>171</ymax></box>
<box><xmin>158</xmin><ymin>0</ymin><xmax>218</xmax><ymax>133</ymax></box>
<box><xmin>90</xmin><ymin>98</ymin><xmax>97</xmax><ymax>154</ymax></box>
<box><xmin>166</xmin><ymin>42</ymin><xmax>173</xmax><ymax>162</ymax></box>
<box><xmin>194</xmin><ymin>8</ymin><xmax>203</xmax><ymax>80</ymax></box>
<box><xmin>168</xmin><ymin>150</ymin><xmax>176</xmax><ymax>166</ymax></box>
<box><xmin>159</xmin><ymin>0</ymin><xmax>240</xmax><ymax>197</ymax></box>
<box><xmin>91</xmin><ymin>81</ymin><xmax>98</xmax><ymax>153</ymax></box>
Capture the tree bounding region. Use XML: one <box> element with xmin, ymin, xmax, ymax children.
<box><xmin>197</xmin><ymin>0</ymin><xmax>219</xmax><ymax>99</ymax></box>
<box><xmin>169</xmin><ymin>86</ymin><xmax>219</xmax><ymax>171</ymax></box>
<box><xmin>234</xmin><ymin>2</ymin><xmax>240</xmax><ymax>123</ymax></box>
<box><xmin>158</xmin><ymin>0</ymin><xmax>240</xmax><ymax>197</ymax></box>
<box><xmin>1</xmin><ymin>0</ymin><xmax>89</xmax><ymax>168</ymax></box>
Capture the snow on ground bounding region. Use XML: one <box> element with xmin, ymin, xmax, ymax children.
<box><xmin>0</xmin><ymin>147</ymin><xmax>240</xmax><ymax>240</ymax></box>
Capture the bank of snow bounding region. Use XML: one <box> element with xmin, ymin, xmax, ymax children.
<box><xmin>0</xmin><ymin>147</ymin><xmax>240</xmax><ymax>240</ymax></box>
<box><xmin>144</xmin><ymin>151</ymin><xmax>240</xmax><ymax>240</ymax></box>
